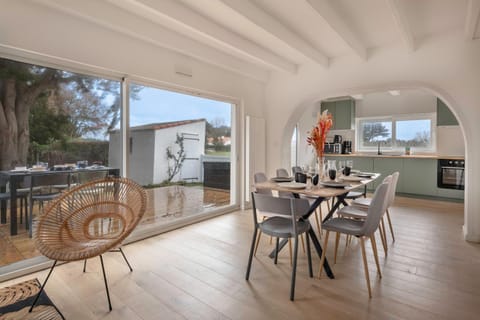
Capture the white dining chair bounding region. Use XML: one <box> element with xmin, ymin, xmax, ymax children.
<box><xmin>318</xmin><ymin>181</ymin><xmax>390</xmax><ymax>298</ymax></box>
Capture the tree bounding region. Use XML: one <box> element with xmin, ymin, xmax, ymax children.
<box><xmin>166</xmin><ymin>133</ymin><xmax>186</xmax><ymax>182</ymax></box>
<box><xmin>362</xmin><ymin>122</ymin><xmax>390</xmax><ymax>142</ymax></box>
<box><xmin>0</xmin><ymin>58</ymin><xmax>121</xmax><ymax>170</ymax></box>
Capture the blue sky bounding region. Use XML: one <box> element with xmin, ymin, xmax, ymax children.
<box><xmin>396</xmin><ymin>119</ymin><xmax>430</xmax><ymax>140</ymax></box>
<box><xmin>129</xmin><ymin>86</ymin><xmax>232</xmax><ymax>127</ymax></box>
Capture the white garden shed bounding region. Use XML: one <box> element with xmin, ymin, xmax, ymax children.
<box><xmin>109</xmin><ymin>119</ymin><xmax>206</xmax><ymax>186</ymax></box>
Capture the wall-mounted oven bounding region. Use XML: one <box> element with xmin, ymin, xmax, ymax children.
<box><xmin>437</xmin><ymin>159</ymin><xmax>464</xmax><ymax>190</ymax></box>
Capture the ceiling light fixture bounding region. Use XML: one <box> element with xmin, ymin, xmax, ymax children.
<box><xmin>389</xmin><ymin>90</ymin><xmax>400</xmax><ymax>96</ymax></box>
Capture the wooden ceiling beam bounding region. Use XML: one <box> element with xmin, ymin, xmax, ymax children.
<box><xmin>465</xmin><ymin>0</ymin><xmax>480</xmax><ymax>40</ymax></box>
<box><xmin>386</xmin><ymin>0</ymin><xmax>415</xmax><ymax>52</ymax></box>
<box><xmin>306</xmin><ymin>0</ymin><xmax>367</xmax><ymax>60</ymax></box>
<box><xmin>221</xmin><ymin>0</ymin><xmax>329</xmax><ymax>67</ymax></box>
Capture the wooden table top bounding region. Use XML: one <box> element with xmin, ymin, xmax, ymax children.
<box><xmin>254</xmin><ymin>174</ymin><xmax>380</xmax><ymax>198</ymax></box>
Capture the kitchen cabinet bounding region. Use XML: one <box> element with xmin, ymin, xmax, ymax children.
<box><xmin>321</xmin><ymin>99</ymin><xmax>355</xmax><ymax>130</ymax></box>
<box><xmin>402</xmin><ymin>159</ymin><xmax>437</xmax><ymax>196</ymax></box>
<box><xmin>437</xmin><ymin>98</ymin><xmax>458</xmax><ymax>126</ymax></box>
<box><xmin>324</xmin><ymin>155</ymin><xmax>463</xmax><ymax>199</ymax></box>
<box><xmin>372</xmin><ymin>158</ymin><xmax>403</xmax><ymax>190</ymax></box>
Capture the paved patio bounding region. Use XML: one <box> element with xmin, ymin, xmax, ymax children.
<box><xmin>0</xmin><ymin>185</ymin><xmax>231</xmax><ymax>267</ymax></box>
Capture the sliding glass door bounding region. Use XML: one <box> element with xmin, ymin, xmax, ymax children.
<box><xmin>0</xmin><ymin>56</ymin><xmax>237</xmax><ymax>277</ymax></box>
<box><xmin>127</xmin><ymin>82</ymin><xmax>235</xmax><ymax>232</ymax></box>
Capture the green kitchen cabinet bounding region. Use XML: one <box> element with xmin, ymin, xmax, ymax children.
<box><xmin>372</xmin><ymin>158</ymin><xmax>403</xmax><ymax>191</ymax></box>
<box><xmin>437</xmin><ymin>98</ymin><xmax>458</xmax><ymax>126</ymax></box>
<box><xmin>402</xmin><ymin>159</ymin><xmax>437</xmax><ymax>196</ymax></box>
<box><xmin>321</xmin><ymin>99</ymin><xmax>355</xmax><ymax>130</ymax></box>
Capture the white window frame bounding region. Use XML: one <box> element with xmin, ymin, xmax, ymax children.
<box><xmin>356</xmin><ymin>113</ymin><xmax>436</xmax><ymax>153</ymax></box>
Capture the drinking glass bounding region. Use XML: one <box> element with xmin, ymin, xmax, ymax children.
<box><xmin>345</xmin><ymin>160</ymin><xmax>353</xmax><ymax>176</ymax></box>
<box><xmin>338</xmin><ymin>160</ymin><xmax>346</xmax><ymax>176</ymax></box>
<box><xmin>327</xmin><ymin>160</ymin><xmax>337</xmax><ymax>181</ymax></box>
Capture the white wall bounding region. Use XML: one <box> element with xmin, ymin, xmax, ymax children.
<box><xmin>355</xmin><ymin>89</ymin><xmax>436</xmax><ymax>117</ymax></box>
<box><xmin>129</xmin><ymin>130</ymin><xmax>156</xmax><ymax>186</ymax></box>
<box><xmin>264</xmin><ymin>31</ymin><xmax>480</xmax><ymax>242</ymax></box>
<box><xmin>153</xmin><ymin>121</ymin><xmax>206</xmax><ymax>184</ymax></box>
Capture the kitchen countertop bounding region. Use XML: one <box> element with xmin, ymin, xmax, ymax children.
<box><xmin>325</xmin><ymin>153</ymin><xmax>465</xmax><ymax>160</ymax></box>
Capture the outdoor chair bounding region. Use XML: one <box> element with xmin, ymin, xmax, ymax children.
<box><xmin>246</xmin><ymin>192</ymin><xmax>313</xmax><ymax>301</ymax></box>
<box><xmin>318</xmin><ymin>181</ymin><xmax>390</xmax><ymax>298</ymax></box>
<box><xmin>29</xmin><ymin>177</ymin><xmax>147</xmax><ymax>313</ymax></box>
<box><xmin>28</xmin><ymin>172</ymin><xmax>70</xmax><ymax>237</ymax></box>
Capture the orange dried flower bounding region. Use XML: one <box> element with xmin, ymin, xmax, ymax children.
<box><xmin>306</xmin><ymin>110</ymin><xmax>333</xmax><ymax>158</ymax></box>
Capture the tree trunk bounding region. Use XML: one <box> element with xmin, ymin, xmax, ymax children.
<box><xmin>0</xmin><ymin>79</ymin><xmax>20</xmax><ymax>170</ymax></box>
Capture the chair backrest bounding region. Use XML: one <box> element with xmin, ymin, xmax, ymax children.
<box><xmin>292</xmin><ymin>166</ymin><xmax>303</xmax><ymax>175</ymax></box>
<box><xmin>387</xmin><ymin>172</ymin><xmax>400</xmax><ymax>207</ymax></box>
<box><xmin>75</xmin><ymin>170</ymin><xmax>109</xmax><ymax>184</ymax></box>
<box><xmin>254</xmin><ymin>172</ymin><xmax>272</xmax><ymax>195</ymax></box>
<box><xmin>30</xmin><ymin>172</ymin><xmax>70</xmax><ymax>192</ymax></box>
<box><xmin>276</xmin><ymin>168</ymin><xmax>289</xmax><ymax>177</ymax></box>
<box><xmin>361</xmin><ymin>178</ymin><xmax>391</xmax><ymax>236</ymax></box>
<box><xmin>251</xmin><ymin>192</ymin><xmax>310</xmax><ymax>232</ymax></box>
<box><xmin>34</xmin><ymin>177</ymin><xmax>147</xmax><ymax>261</ymax></box>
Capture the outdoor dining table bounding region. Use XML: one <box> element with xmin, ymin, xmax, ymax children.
<box><xmin>0</xmin><ymin>167</ymin><xmax>120</xmax><ymax>236</ymax></box>
<box><xmin>254</xmin><ymin>173</ymin><xmax>380</xmax><ymax>279</ymax></box>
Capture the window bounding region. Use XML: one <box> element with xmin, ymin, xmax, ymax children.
<box><xmin>291</xmin><ymin>125</ymin><xmax>298</xmax><ymax>167</ymax></box>
<box><xmin>356</xmin><ymin>113</ymin><xmax>436</xmax><ymax>152</ymax></box>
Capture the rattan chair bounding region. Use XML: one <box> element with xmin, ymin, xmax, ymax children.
<box><xmin>29</xmin><ymin>177</ymin><xmax>147</xmax><ymax>313</ymax></box>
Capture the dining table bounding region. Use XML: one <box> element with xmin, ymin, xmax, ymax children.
<box><xmin>254</xmin><ymin>173</ymin><xmax>380</xmax><ymax>279</ymax></box>
<box><xmin>0</xmin><ymin>167</ymin><xmax>120</xmax><ymax>236</ymax></box>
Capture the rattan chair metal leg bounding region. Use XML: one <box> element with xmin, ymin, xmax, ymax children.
<box><xmin>83</xmin><ymin>259</ymin><xmax>87</xmax><ymax>272</ymax></box>
<box><xmin>29</xmin><ymin>260</ymin><xmax>57</xmax><ymax>313</ymax></box>
<box><xmin>118</xmin><ymin>247</ymin><xmax>133</xmax><ymax>272</ymax></box>
<box><xmin>99</xmin><ymin>254</ymin><xmax>112</xmax><ymax>311</ymax></box>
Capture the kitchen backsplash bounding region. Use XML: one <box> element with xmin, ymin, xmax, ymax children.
<box><xmin>327</xmin><ymin>127</ymin><xmax>464</xmax><ymax>156</ymax></box>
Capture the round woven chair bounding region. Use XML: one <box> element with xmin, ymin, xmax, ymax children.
<box><xmin>29</xmin><ymin>177</ymin><xmax>147</xmax><ymax>313</ymax></box>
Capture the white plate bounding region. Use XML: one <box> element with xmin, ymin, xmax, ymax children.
<box><xmin>271</xmin><ymin>177</ymin><xmax>294</xmax><ymax>182</ymax></box>
<box><xmin>277</xmin><ymin>182</ymin><xmax>307</xmax><ymax>189</ymax></box>
<box><xmin>319</xmin><ymin>181</ymin><xmax>350</xmax><ymax>188</ymax></box>
<box><xmin>341</xmin><ymin>176</ymin><xmax>364</xmax><ymax>182</ymax></box>
<box><xmin>354</xmin><ymin>172</ymin><xmax>375</xmax><ymax>178</ymax></box>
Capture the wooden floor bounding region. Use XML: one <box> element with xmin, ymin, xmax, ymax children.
<box><xmin>2</xmin><ymin>196</ymin><xmax>479</xmax><ymax>319</ymax></box>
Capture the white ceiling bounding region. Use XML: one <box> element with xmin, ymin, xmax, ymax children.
<box><xmin>31</xmin><ymin>0</ymin><xmax>480</xmax><ymax>80</ymax></box>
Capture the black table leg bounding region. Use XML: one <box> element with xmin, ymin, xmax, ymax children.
<box><xmin>322</xmin><ymin>193</ymin><xmax>348</xmax><ymax>223</ymax></box>
<box><xmin>1</xmin><ymin>184</ymin><xmax>6</xmax><ymax>224</ymax></box>
<box><xmin>10</xmin><ymin>176</ymin><xmax>18</xmax><ymax>236</ymax></box>
<box><xmin>308</xmin><ymin>228</ymin><xmax>334</xmax><ymax>279</ymax></box>
<box><xmin>266</xmin><ymin>195</ymin><xmax>334</xmax><ymax>278</ymax></box>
